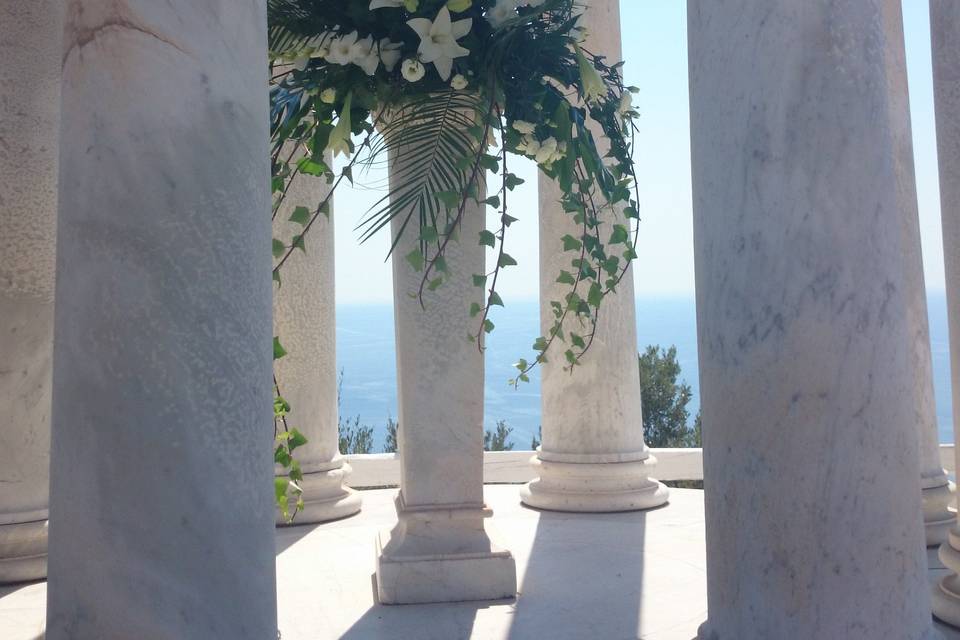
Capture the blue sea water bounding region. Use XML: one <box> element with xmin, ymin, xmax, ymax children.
<box><xmin>336</xmin><ymin>292</ymin><xmax>956</xmax><ymax>451</ymax></box>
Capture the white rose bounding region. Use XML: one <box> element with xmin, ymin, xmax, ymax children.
<box><xmin>320</xmin><ymin>88</ymin><xmax>336</xmax><ymax>104</ymax></box>
<box><xmin>401</xmin><ymin>58</ymin><xmax>426</xmax><ymax>82</ymax></box>
<box><xmin>450</xmin><ymin>74</ymin><xmax>468</xmax><ymax>90</ymax></box>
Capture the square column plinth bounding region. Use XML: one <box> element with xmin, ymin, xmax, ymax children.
<box><xmin>375</xmin><ymin>495</ymin><xmax>516</xmax><ymax>605</ymax></box>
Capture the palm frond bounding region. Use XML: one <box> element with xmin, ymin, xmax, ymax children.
<box><xmin>356</xmin><ymin>92</ymin><xmax>489</xmax><ymax>256</ymax></box>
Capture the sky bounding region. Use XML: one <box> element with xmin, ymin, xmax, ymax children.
<box><xmin>330</xmin><ymin>1</ymin><xmax>946</xmax><ymax>305</ymax></box>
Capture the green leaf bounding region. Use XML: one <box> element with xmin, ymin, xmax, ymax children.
<box><xmin>272</xmin><ymin>239</ymin><xmax>285</xmax><ymax>258</ymax></box>
<box><xmin>483</xmin><ymin>319</ymin><xmax>495</xmax><ymax>333</ymax></box>
<box><xmin>289</xmin><ymin>206</ymin><xmax>310</xmax><ymax>227</ymax></box>
<box><xmin>588</xmin><ymin>282</ymin><xmax>604</xmax><ymax>307</ymax></box>
<box><xmin>484</xmin><ymin>195</ymin><xmax>501</xmax><ymax>209</ymax></box>
<box><xmin>556</xmin><ymin>270</ymin><xmax>576</xmax><ymax>285</ymax></box>
<box><xmin>533</xmin><ymin>337</ymin><xmax>548</xmax><ymax>351</ymax></box>
<box><xmin>489</xmin><ymin>291</ymin><xmax>504</xmax><ymax>307</ymax></box>
<box><xmin>472</xmin><ymin>274</ymin><xmax>487</xmax><ymax>287</ymax></box>
<box><xmin>504</xmin><ymin>173</ymin><xmax>525</xmax><ymax>190</ymax></box>
<box><xmin>288</xmin><ymin>428</ymin><xmax>308</xmax><ymax>451</ymax></box>
<box><xmin>420</xmin><ymin>226</ymin><xmax>439</xmax><ymax>243</ymax></box>
<box><xmin>564</xmin><ymin>349</ymin><xmax>577</xmax><ymax>365</ymax></box>
<box><xmin>570</xmin><ymin>333</ymin><xmax>586</xmax><ymax>348</ymax></box>
<box><xmin>341</xmin><ymin>165</ymin><xmax>353</xmax><ymax>184</ymax></box>
<box><xmin>436</xmin><ymin>190</ymin><xmax>460</xmax><ymax>209</ymax></box>
<box><xmin>561</xmin><ymin>235</ymin><xmax>582</xmax><ymax>251</ymax></box>
<box><xmin>297</xmin><ymin>157</ymin><xmax>325</xmax><ymax>176</ymax></box>
<box><xmin>609</xmin><ymin>224</ymin><xmax>630</xmax><ymax>244</ymax></box>
<box><xmin>498</xmin><ymin>253</ymin><xmax>518</xmax><ymax>268</ymax></box>
<box><xmin>479</xmin><ymin>230</ymin><xmax>497</xmax><ymax>248</ymax></box>
<box><xmin>405</xmin><ymin>249</ymin><xmax>425</xmax><ymax>272</ymax></box>
<box><xmin>292</xmin><ymin>234</ymin><xmax>306</xmax><ymax>253</ymax></box>
<box><xmin>275</xmin><ymin>477</ymin><xmax>290</xmax><ymax>502</ymax></box>
<box><xmin>470</xmin><ymin>302</ymin><xmax>482</xmax><ymax>317</ymax></box>
<box><xmin>515</xmin><ymin>358</ymin><xmax>528</xmax><ymax>371</ymax></box>
<box><xmin>447</xmin><ymin>0</ymin><xmax>472</xmax><ymax>12</ymax></box>
<box><xmin>434</xmin><ymin>256</ymin><xmax>448</xmax><ymax>273</ymax></box>
<box><xmin>501</xmin><ymin>213</ymin><xmax>518</xmax><ymax>227</ymax></box>
<box><xmin>273</xmin><ymin>336</ymin><xmax>287</xmax><ymax>360</ymax></box>
<box><xmin>428</xmin><ymin>277</ymin><xmax>443</xmax><ymax>291</ymax></box>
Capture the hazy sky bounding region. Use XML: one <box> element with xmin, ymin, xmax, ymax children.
<box><xmin>331</xmin><ymin>1</ymin><xmax>946</xmax><ymax>305</ymax></box>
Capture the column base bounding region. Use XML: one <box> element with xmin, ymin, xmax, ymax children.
<box><xmin>0</xmin><ymin>519</ymin><xmax>47</xmax><ymax>584</ymax></box>
<box><xmin>922</xmin><ymin>472</ymin><xmax>955</xmax><ymax>547</ymax></box>
<box><xmin>276</xmin><ymin>461</ymin><xmax>362</xmax><ymax>526</ymax></box>
<box><xmin>374</xmin><ymin>494</ymin><xmax>516</xmax><ymax>605</ymax></box>
<box><xmin>519</xmin><ymin>453</ymin><xmax>669</xmax><ymax>513</ymax></box>
<box><xmin>935</xmin><ymin>526</ymin><xmax>960</xmax><ymax>628</ymax></box>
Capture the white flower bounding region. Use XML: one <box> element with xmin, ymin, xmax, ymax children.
<box><xmin>353</xmin><ymin>36</ymin><xmax>381</xmax><ymax>75</ymax></box>
<box><xmin>378</xmin><ymin>38</ymin><xmax>403</xmax><ymax>72</ymax></box>
<box><xmin>407</xmin><ymin>6</ymin><xmax>472</xmax><ymax>81</ymax></box>
<box><xmin>370</xmin><ymin>0</ymin><xmax>404</xmax><ymax>8</ymax></box>
<box><xmin>401</xmin><ymin>58</ymin><xmax>426</xmax><ymax>82</ymax></box>
<box><xmin>326</xmin><ymin>32</ymin><xmax>360</xmax><ymax>65</ymax></box>
<box><xmin>534</xmin><ymin>137</ymin><xmax>558</xmax><ymax>165</ymax></box>
<box><xmin>486</xmin><ymin>0</ymin><xmax>517</xmax><ymax>28</ymax></box>
<box><xmin>617</xmin><ymin>92</ymin><xmax>633</xmax><ymax>116</ymax></box>
<box><xmin>292</xmin><ymin>56</ymin><xmax>310</xmax><ymax>71</ymax></box>
<box><xmin>450</xmin><ymin>74</ymin><xmax>468</xmax><ymax>90</ymax></box>
<box><xmin>511</xmin><ymin>120</ymin><xmax>536</xmax><ymax>135</ymax></box>
<box><xmin>320</xmin><ymin>88</ymin><xmax>336</xmax><ymax>104</ymax></box>
<box><xmin>516</xmin><ymin>135</ymin><xmax>540</xmax><ymax>156</ymax></box>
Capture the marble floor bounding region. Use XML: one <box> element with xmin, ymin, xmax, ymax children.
<box><xmin>2</xmin><ymin>486</ymin><xmax>958</xmax><ymax>640</ymax></box>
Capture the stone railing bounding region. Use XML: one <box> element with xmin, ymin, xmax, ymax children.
<box><xmin>345</xmin><ymin>444</ymin><xmax>958</xmax><ymax>490</ymax></box>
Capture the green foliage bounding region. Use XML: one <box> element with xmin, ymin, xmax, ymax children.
<box><xmin>484</xmin><ymin>420</ymin><xmax>515</xmax><ymax>451</ymax></box>
<box><xmin>339</xmin><ymin>415</ymin><xmax>375</xmax><ymax>455</ymax></box>
<box><xmin>268</xmin><ymin>0</ymin><xmax>644</xmax><ymax>387</ymax></box>
<box><xmin>638</xmin><ymin>345</ymin><xmax>701</xmax><ymax>448</ymax></box>
<box><xmin>273</xmin><ymin>346</ymin><xmax>306</xmax><ymax>522</ymax></box>
<box><xmin>383</xmin><ymin>417</ymin><xmax>399</xmax><ymax>454</ymax></box>
<box><xmin>530</xmin><ymin>425</ymin><xmax>542</xmax><ymax>450</ymax></box>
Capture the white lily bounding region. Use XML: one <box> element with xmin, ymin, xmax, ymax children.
<box><xmin>327</xmin><ymin>93</ymin><xmax>354</xmax><ymax>158</ymax></box>
<box><xmin>407</xmin><ymin>7</ymin><xmax>472</xmax><ymax>81</ymax></box>
<box><xmin>326</xmin><ymin>31</ymin><xmax>360</xmax><ymax>65</ymax></box>
<box><xmin>370</xmin><ymin>0</ymin><xmax>404</xmax><ymax>8</ymax></box>
<box><xmin>378</xmin><ymin>38</ymin><xmax>403</xmax><ymax>71</ymax></box>
<box><xmin>353</xmin><ymin>36</ymin><xmax>380</xmax><ymax>75</ymax></box>
<box><xmin>512</xmin><ymin>120</ymin><xmax>536</xmax><ymax>135</ymax></box>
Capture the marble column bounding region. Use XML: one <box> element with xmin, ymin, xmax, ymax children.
<box><xmin>273</xmin><ymin>155</ymin><xmax>361</xmax><ymax>525</ymax></box>
<box><xmin>931</xmin><ymin>0</ymin><xmax>960</xmax><ymax>627</ymax></box>
<box><xmin>520</xmin><ymin>0</ymin><xmax>669</xmax><ymax>513</ymax></box>
<box><xmin>0</xmin><ymin>0</ymin><xmax>61</xmax><ymax>585</ymax></box>
<box><xmin>688</xmin><ymin>2</ymin><xmax>937</xmax><ymax>638</ymax></box>
<box><xmin>46</xmin><ymin>1</ymin><xmax>277</xmax><ymax>638</ymax></box>
<box><xmin>374</xmin><ymin>145</ymin><xmax>516</xmax><ymax>604</ymax></box>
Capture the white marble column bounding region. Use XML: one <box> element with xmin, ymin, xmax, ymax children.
<box><xmin>688</xmin><ymin>2</ymin><xmax>937</xmax><ymax>638</ymax></box>
<box><xmin>374</xmin><ymin>144</ymin><xmax>516</xmax><ymax>604</ymax></box>
<box><xmin>274</xmin><ymin>155</ymin><xmax>361</xmax><ymax>525</ymax></box>
<box><xmin>46</xmin><ymin>2</ymin><xmax>277</xmax><ymax>637</ymax></box>
<box><xmin>0</xmin><ymin>0</ymin><xmax>61</xmax><ymax>585</ymax></box>
<box><xmin>931</xmin><ymin>0</ymin><xmax>960</xmax><ymax>627</ymax></box>
<box><xmin>520</xmin><ymin>0</ymin><xmax>669</xmax><ymax>513</ymax></box>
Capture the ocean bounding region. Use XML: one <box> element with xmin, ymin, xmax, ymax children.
<box><xmin>336</xmin><ymin>292</ymin><xmax>955</xmax><ymax>451</ymax></box>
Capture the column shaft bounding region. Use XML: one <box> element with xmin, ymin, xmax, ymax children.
<box><xmin>273</xmin><ymin>152</ymin><xmax>361</xmax><ymax>524</ymax></box>
<box><xmin>931</xmin><ymin>0</ymin><xmax>960</xmax><ymax>627</ymax></box>
<box><xmin>46</xmin><ymin>1</ymin><xmax>277</xmax><ymax>637</ymax></box>
<box><xmin>375</xmin><ymin>139</ymin><xmax>516</xmax><ymax>604</ymax></box>
<box><xmin>689</xmin><ymin>2</ymin><xmax>936</xmax><ymax>637</ymax></box>
<box><xmin>0</xmin><ymin>0</ymin><xmax>61</xmax><ymax>584</ymax></box>
<box><xmin>520</xmin><ymin>0</ymin><xmax>668</xmax><ymax>512</ymax></box>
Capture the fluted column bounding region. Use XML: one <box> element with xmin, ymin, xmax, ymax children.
<box><xmin>0</xmin><ymin>0</ymin><xmax>61</xmax><ymax>584</ymax></box>
<box><xmin>46</xmin><ymin>1</ymin><xmax>277</xmax><ymax>637</ymax></box>
<box><xmin>931</xmin><ymin>0</ymin><xmax>960</xmax><ymax>627</ymax></box>
<box><xmin>374</xmin><ymin>142</ymin><xmax>516</xmax><ymax>604</ymax></box>
<box><xmin>689</xmin><ymin>2</ymin><xmax>937</xmax><ymax>638</ymax></box>
<box><xmin>520</xmin><ymin>0</ymin><xmax>668</xmax><ymax>513</ymax></box>
<box><xmin>273</xmin><ymin>154</ymin><xmax>361</xmax><ymax>525</ymax></box>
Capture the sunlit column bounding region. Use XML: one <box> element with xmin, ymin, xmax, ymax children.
<box><xmin>374</xmin><ymin>141</ymin><xmax>516</xmax><ymax>604</ymax></box>
<box><xmin>0</xmin><ymin>0</ymin><xmax>61</xmax><ymax>584</ymax></box>
<box><xmin>931</xmin><ymin>0</ymin><xmax>960</xmax><ymax>627</ymax></box>
<box><xmin>688</xmin><ymin>1</ymin><xmax>937</xmax><ymax>637</ymax></box>
<box><xmin>521</xmin><ymin>0</ymin><xmax>669</xmax><ymax>513</ymax></box>
<box><xmin>273</xmin><ymin>153</ymin><xmax>361</xmax><ymax>525</ymax></box>
<box><xmin>46</xmin><ymin>1</ymin><xmax>277</xmax><ymax>636</ymax></box>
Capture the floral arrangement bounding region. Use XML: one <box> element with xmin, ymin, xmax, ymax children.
<box><xmin>267</xmin><ymin>0</ymin><xmax>641</xmax><ymax>516</ymax></box>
